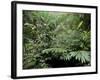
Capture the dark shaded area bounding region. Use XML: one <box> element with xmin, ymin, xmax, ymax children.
<box><xmin>45</xmin><ymin>57</ymin><xmax>88</xmax><ymax>68</ymax></box>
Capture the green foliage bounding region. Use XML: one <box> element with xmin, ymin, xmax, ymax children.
<box><xmin>70</xmin><ymin>51</ymin><xmax>90</xmax><ymax>63</ymax></box>
<box><xmin>23</xmin><ymin>10</ymin><xmax>91</xmax><ymax>69</ymax></box>
<box><xmin>42</xmin><ymin>48</ymin><xmax>67</xmax><ymax>54</ymax></box>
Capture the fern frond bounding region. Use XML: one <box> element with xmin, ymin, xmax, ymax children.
<box><xmin>70</xmin><ymin>51</ymin><xmax>90</xmax><ymax>63</ymax></box>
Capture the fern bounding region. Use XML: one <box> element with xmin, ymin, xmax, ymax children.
<box><xmin>70</xmin><ymin>51</ymin><xmax>90</xmax><ymax>63</ymax></box>
<box><xmin>42</xmin><ymin>48</ymin><xmax>67</xmax><ymax>54</ymax></box>
<box><xmin>42</xmin><ymin>48</ymin><xmax>90</xmax><ymax>64</ymax></box>
<box><xmin>62</xmin><ymin>52</ymin><xmax>71</xmax><ymax>60</ymax></box>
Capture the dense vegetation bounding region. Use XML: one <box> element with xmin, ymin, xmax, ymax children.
<box><xmin>23</xmin><ymin>10</ymin><xmax>91</xmax><ymax>69</ymax></box>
